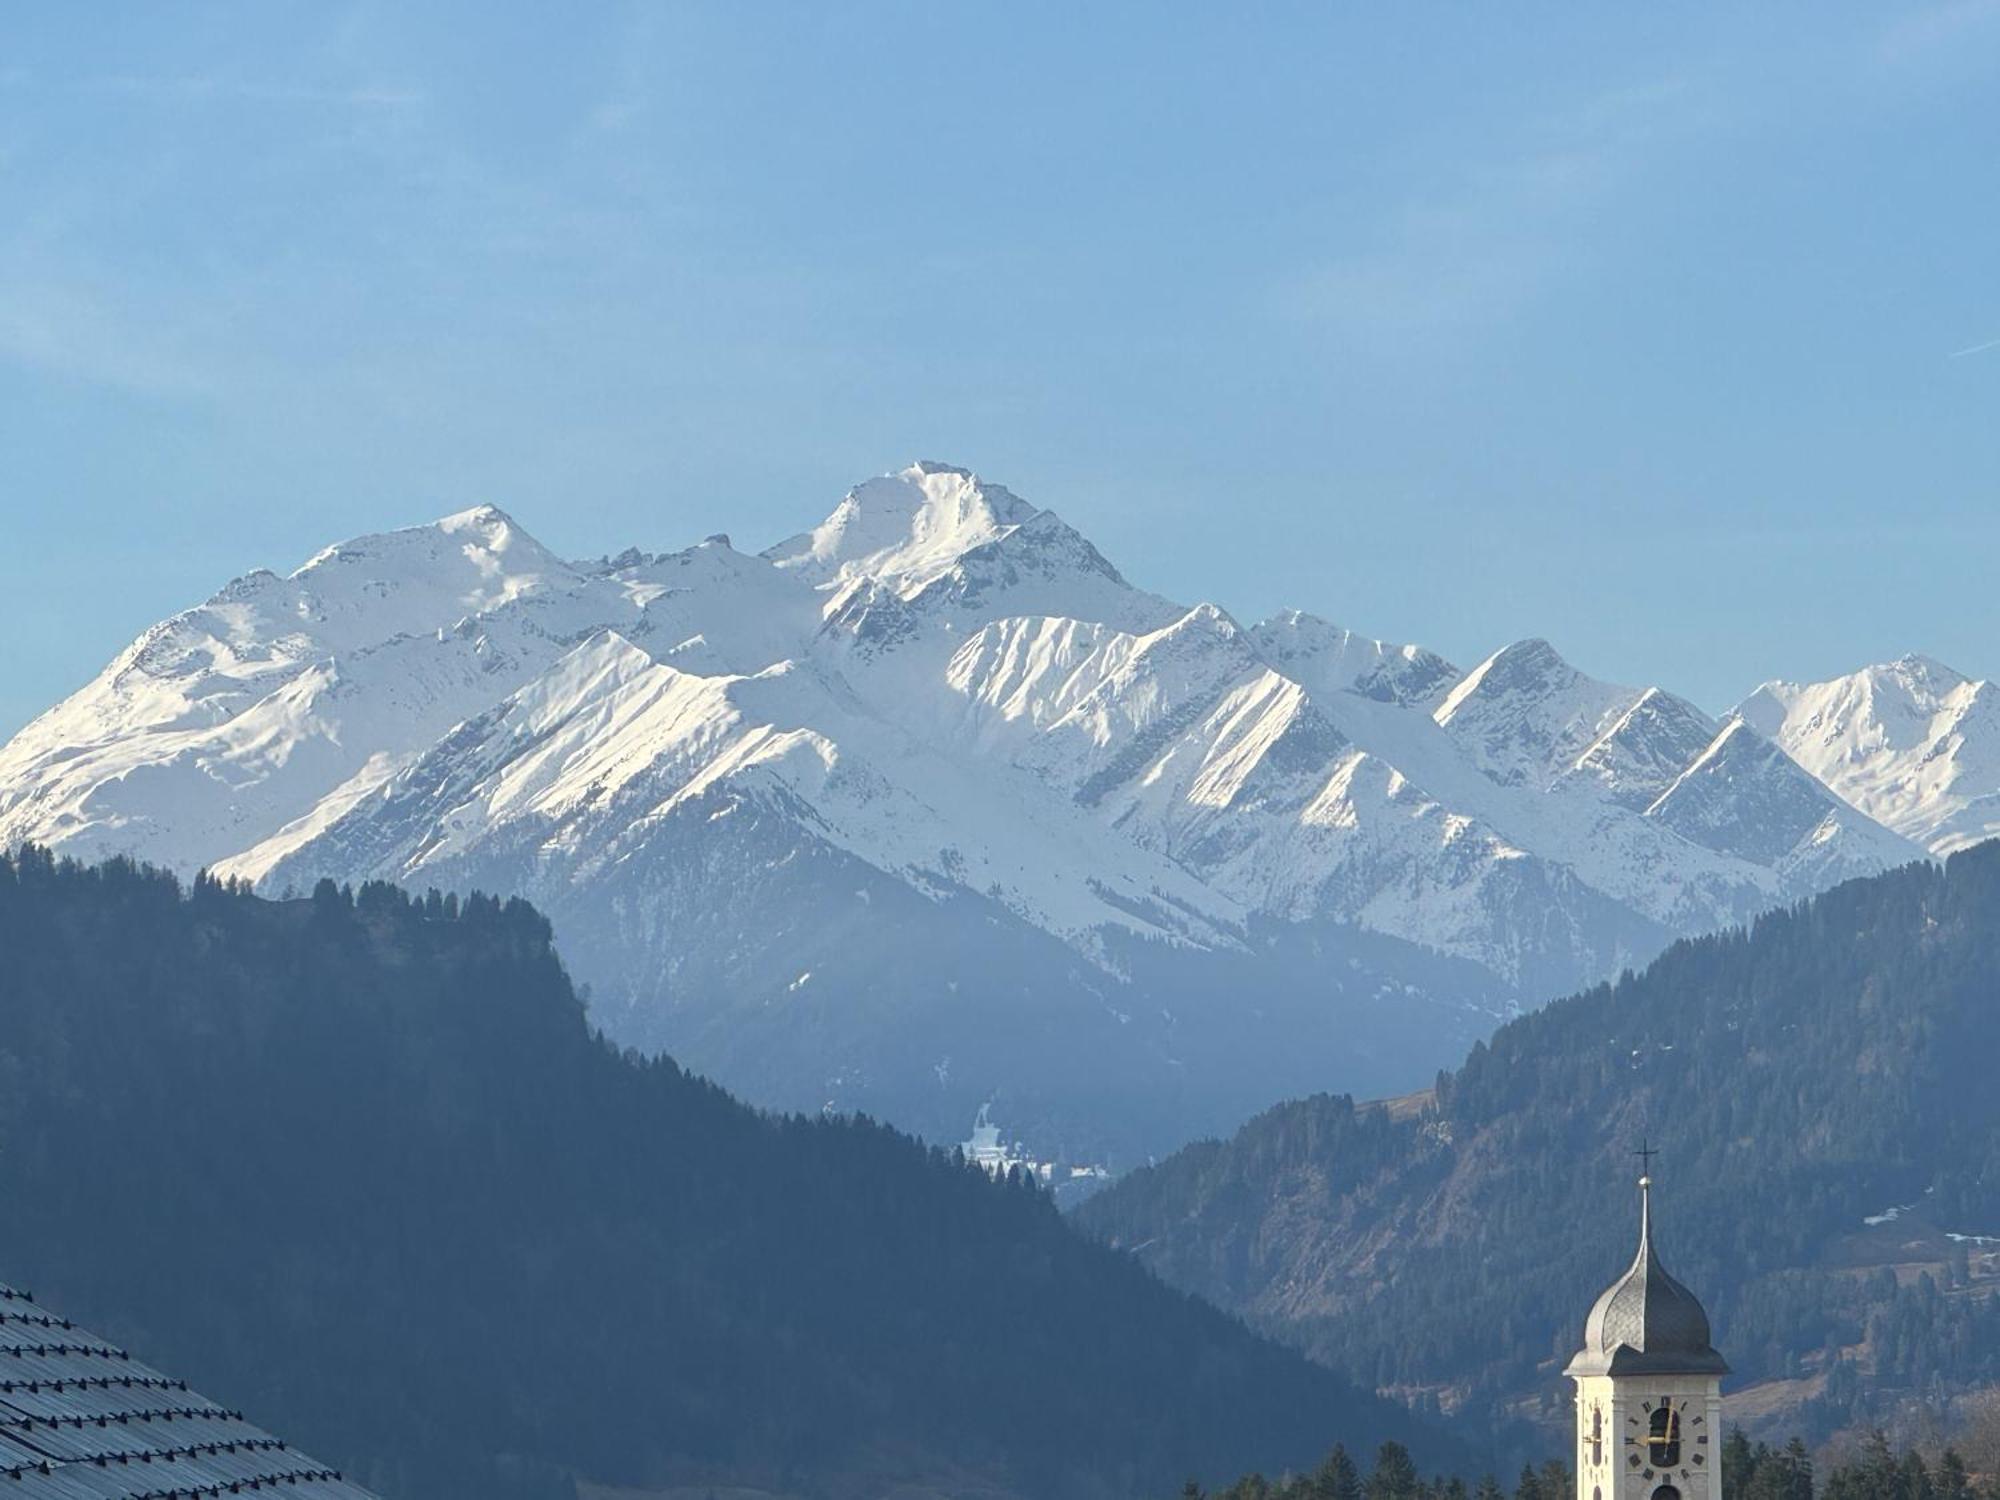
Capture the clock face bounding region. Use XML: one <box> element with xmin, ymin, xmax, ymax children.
<box><xmin>1646</xmin><ymin>1399</ymin><xmax>1684</xmax><ymax>1468</ymax></box>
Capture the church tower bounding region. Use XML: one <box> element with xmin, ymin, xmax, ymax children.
<box><xmin>1566</xmin><ymin>1163</ymin><xmax>1727</xmax><ymax>1500</ymax></box>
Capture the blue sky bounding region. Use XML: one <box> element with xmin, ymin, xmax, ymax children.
<box><xmin>2</xmin><ymin>3</ymin><xmax>1997</xmax><ymax>736</ymax></box>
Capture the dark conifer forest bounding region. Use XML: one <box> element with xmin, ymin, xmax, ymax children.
<box><xmin>0</xmin><ymin>847</ymin><xmax>1443</xmax><ymax>1500</ymax></box>
<box><xmin>1080</xmin><ymin>844</ymin><xmax>2000</xmax><ymax>1448</ymax></box>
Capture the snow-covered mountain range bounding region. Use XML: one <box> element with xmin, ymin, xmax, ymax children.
<box><xmin>0</xmin><ymin>462</ymin><xmax>1971</xmax><ymax>1158</ymax></box>
<box><xmin>1736</xmin><ymin>655</ymin><xmax>2000</xmax><ymax>855</ymax></box>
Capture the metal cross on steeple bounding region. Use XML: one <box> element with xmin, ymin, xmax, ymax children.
<box><xmin>1633</xmin><ymin>1138</ymin><xmax>1658</xmax><ymax>1179</ymax></box>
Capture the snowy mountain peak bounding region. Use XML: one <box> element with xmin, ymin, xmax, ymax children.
<box><xmin>1642</xmin><ymin>714</ymin><xmax>1923</xmax><ymax>876</ymax></box>
<box><xmin>1435</xmin><ymin>638</ymin><xmax>1577</xmax><ymax>719</ymax></box>
<box><xmin>434</xmin><ymin>500</ymin><xmax>520</xmax><ymax>536</ymax></box>
<box><xmin>490</xmin><ymin>628</ymin><xmax>677</xmax><ymax>737</ymax></box>
<box><xmin>1250</xmin><ymin>611</ymin><xmax>1459</xmax><ymax>705</ymax></box>
<box><xmin>1884</xmin><ymin>651</ymin><xmax>1969</xmax><ymax>688</ymax></box>
<box><xmin>1560</xmin><ymin>685</ymin><xmax>1721</xmax><ymax>811</ymax></box>
<box><xmin>302</xmin><ymin>501</ymin><xmax>548</xmax><ymax>569</ymax></box>
<box><xmin>1164</xmin><ymin>601</ymin><xmax>1242</xmax><ymax>640</ymax></box>
<box><xmin>1734</xmin><ymin>654</ymin><xmax>1999</xmax><ymax>853</ymax></box>
<box><xmin>286</xmin><ymin>503</ymin><xmax>577</xmax><ymax>638</ymax></box>
<box><xmin>1430</xmin><ymin>638</ymin><xmax>1618</xmax><ymax>788</ymax></box>
<box><xmin>1738</xmin><ymin>655</ymin><xmax>1986</xmax><ymax>755</ymax></box>
<box><xmin>908</xmin><ymin>458</ymin><xmax>975</xmax><ymax>480</ymax></box>
<box><xmin>1427</xmin><ymin>642</ymin><xmax>1791</xmax><ymax>823</ymax></box>
<box><xmin>763</xmin><ymin>461</ymin><xmax>1041</xmax><ymax>593</ymax></box>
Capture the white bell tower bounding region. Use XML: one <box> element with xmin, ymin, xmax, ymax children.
<box><xmin>1566</xmin><ymin>1155</ymin><xmax>1727</xmax><ymax>1500</ymax></box>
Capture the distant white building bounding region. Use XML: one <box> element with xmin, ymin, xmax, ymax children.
<box><xmin>960</xmin><ymin>1106</ymin><xmax>1112</xmax><ymax>1201</ymax></box>
<box><xmin>961</xmin><ymin>1104</ymin><xmax>1050</xmax><ymax>1180</ymax></box>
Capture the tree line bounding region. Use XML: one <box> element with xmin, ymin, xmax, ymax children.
<box><xmin>1184</xmin><ymin>1430</ymin><xmax>1989</xmax><ymax>1500</ymax></box>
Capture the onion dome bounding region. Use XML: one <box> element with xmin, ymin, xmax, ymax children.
<box><xmin>1565</xmin><ymin>1174</ymin><xmax>1728</xmax><ymax>1377</ymax></box>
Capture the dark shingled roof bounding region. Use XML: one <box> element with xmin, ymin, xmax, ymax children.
<box><xmin>1565</xmin><ymin>1180</ymin><xmax>1729</xmax><ymax>1378</ymax></box>
<box><xmin>0</xmin><ymin>1280</ymin><xmax>380</xmax><ymax>1498</ymax></box>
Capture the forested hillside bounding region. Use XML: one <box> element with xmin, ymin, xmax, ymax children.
<box><xmin>1079</xmin><ymin>844</ymin><xmax>2000</xmax><ymax>1444</ymax></box>
<box><xmin>0</xmin><ymin>847</ymin><xmax>1445</xmax><ymax>1500</ymax></box>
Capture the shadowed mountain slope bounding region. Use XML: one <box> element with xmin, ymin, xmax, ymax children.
<box><xmin>0</xmin><ymin>847</ymin><xmax>1446</xmax><ymax>1500</ymax></box>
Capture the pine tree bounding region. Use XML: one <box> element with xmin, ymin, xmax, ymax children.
<box><xmin>1313</xmin><ymin>1444</ymin><xmax>1362</xmax><ymax>1500</ymax></box>
<box><xmin>1897</xmin><ymin>1450</ymin><xmax>1933</xmax><ymax>1500</ymax></box>
<box><xmin>1723</xmin><ymin>1429</ymin><xmax>1759</xmax><ymax>1498</ymax></box>
<box><xmin>1367</xmin><ymin>1443</ymin><xmax>1420</xmax><ymax>1500</ymax></box>
<box><xmin>1779</xmin><ymin>1437</ymin><xmax>1814</xmax><ymax>1500</ymax></box>
<box><xmin>1825</xmin><ymin>1430</ymin><xmax>1899</xmax><ymax>1500</ymax></box>
<box><xmin>1934</xmin><ymin>1451</ymin><xmax>1971</xmax><ymax>1500</ymax></box>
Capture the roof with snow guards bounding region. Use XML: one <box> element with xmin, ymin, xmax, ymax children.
<box><xmin>0</xmin><ymin>1280</ymin><xmax>379</xmax><ymax>1498</ymax></box>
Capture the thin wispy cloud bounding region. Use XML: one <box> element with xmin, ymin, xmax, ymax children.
<box><xmin>1275</xmin><ymin>151</ymin><xmax>1598</xmax><ymax>341</ymax></box>
<box><xmin>93</xmin><ymin>74</ymin><xmax>424</xmax><ymax>110</ymax></box>
<box><xmin>1878</xmin><ymin>0</ymin><xmax>2000</xmax><ymax>61</ymax></box>
<box><xmin>1273</xmin><ymin>73</ymin><xmax>1704</xmax><ymax>345</ymax></box>
<box><xmin>1948</xmin><ymin>336</ymin><xmax>2000</xmax><ymax>358</ymax></box>
<box><xmin>0</xmin><ymin>281</ymin><xmax>216</xmax><ymax>399</ymax></box>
